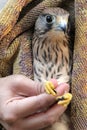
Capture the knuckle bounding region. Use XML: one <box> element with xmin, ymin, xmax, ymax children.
<box><xmin>35</xmin><ymin>82</ymin><xmax>45</xmax><ymax>95</ymax></box>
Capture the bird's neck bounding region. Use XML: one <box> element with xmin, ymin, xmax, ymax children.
<box><xmin>33</xmin><ymin>34</ymin><xmax>70</xmax><ymax>65</ymax></box>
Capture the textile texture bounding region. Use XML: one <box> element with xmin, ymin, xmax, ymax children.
<box><xmin>71</xmin><ymin>0</ymin><xmax>87</xmax><ymax>130</ymax></box>
<box><xmin>0</xmin><ymin>0</ymin><xmax>87</xmax><ymax>130</ymax></box>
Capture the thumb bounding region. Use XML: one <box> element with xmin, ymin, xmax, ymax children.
<box><xmin>7</xmin><ymin>75</ymin><xmax>45</xmax><ymax>96</ymax></box>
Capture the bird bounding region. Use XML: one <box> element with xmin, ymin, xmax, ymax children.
<box><xmin>32</xmin><ymin>7</ymin><xmax>73</xmax><ymax>130</ymax></box>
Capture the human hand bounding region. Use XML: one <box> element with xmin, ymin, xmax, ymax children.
<box><xmin>0</xmin><ymin>75</ymin><xmax>69</xmax><ymax>130</ymax></box>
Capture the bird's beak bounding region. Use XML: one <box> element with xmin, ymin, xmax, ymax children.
<box><xmin>56</xmin><ymin>17</ymin><xmax>68</xmax><ymax>33</ymax></box>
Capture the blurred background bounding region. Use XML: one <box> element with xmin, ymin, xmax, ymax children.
<box><xmin>0</xmin><ymin>0</ymin><xmax>7</xmax><ymax>10</ymax></box>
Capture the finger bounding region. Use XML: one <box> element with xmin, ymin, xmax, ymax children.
<box><xmin>12</xmin><ymin>83</ymin><xmax>69</xmax><ymax>117</ymax></box>
<box><xmin>50</xmin><ymin>78</ymin><xmax>58</xmax><ymax>88</ymax></box>
<box><xmin>9</xmin><ymin>75</ymin><xmax>45</xmax><ymax>96</ymax></box>
<box><xmin>6</xmin><ymin>93</ymin><xmax>55</xmax><ymax>118</ymax></box>
<box><xmin>21</xmin><ymin>104</ymin><xmax>66</xmax><ymax>130</ymax></box>
<box><xmin>55</xmin><ymin>83</ymin><xmax>69</xmax><ymax>95</ymax></box>
<box><xmin>3</xmin><ymin>83</ymin><xmax>69</xmax><ymax>119</ymax></box>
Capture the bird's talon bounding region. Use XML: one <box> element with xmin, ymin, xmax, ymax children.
<box><xmin>56</xmin><ymin>93</ymin><xmax>72</xmax><ymax>107</ymax></box>
<box><xmin>45</xmin><ymin>81</ymin><xmax>57</xmax><ymax>96</ymax></box>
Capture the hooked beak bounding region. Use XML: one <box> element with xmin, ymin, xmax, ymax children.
<box><xmin>55</xmin><ymin>17</ymin><xmax>68</xmax><ymax>33</ymax></box>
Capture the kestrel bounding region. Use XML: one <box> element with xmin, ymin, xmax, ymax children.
<box><xmin>32</xmin><ymin>7</ymin><xmax>72</xmax><ymax>130</ymax></box>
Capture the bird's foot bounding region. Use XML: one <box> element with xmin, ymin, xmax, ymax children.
<box><xmin>56</xmin><ymin>93</ymin><xmax>72</xmax><ymax>107</ymax></box>
<box><xmin>45</xmin><ymin>81</ymin><xmax>72</xmax><ymax>107</ymax></box>
<box><xmin>45</xmin><ymin>81</ymin><xmax>57</xmax><ymax>96</ymax></box>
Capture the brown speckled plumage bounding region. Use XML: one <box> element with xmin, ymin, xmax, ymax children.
<box><xmin>0</xmin><ymin>1</ymin><xmax>87</xmax><ymax>130</ymax></box>
<box><xmin>32</xmin><ymin>7</ymin><xmax>72</xmax><ymax>130</ymax></box>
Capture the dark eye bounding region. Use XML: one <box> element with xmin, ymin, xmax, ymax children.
<box><xmin>46</xmin><ymin>15</ymin><xmax>54</xmax><ymax>24</ymax></box>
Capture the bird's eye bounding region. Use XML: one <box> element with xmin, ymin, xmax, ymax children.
<box><xmin>46</xmin><ymin>15</ymin><xmax>54</xmax><ymax>24</ymax></box>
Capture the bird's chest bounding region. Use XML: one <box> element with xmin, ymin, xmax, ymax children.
<box><xmin>33</xmin><ymin>41</ymin><xmax>70</xmax><ymax>83</ymax></box>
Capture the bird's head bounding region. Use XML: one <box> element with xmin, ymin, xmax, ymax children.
<box><xmin>35</xmin><ymin>8</ymin><xmax>70</xmax><ymax>39</ymax></box>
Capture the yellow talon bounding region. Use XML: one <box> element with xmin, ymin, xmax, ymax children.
<box><xmin>56</xmin><ymin>93</ymin><xmax>72</xmax><ymax>107</ymax></box>
<box><xmin>45</xmin><ymin>81</ymin><xmax>57</xmax><ymax>96</ymax></box>
<box><xmin>45</xmin><ymin>81</ymin><xmax>72</xmax><ymax>107</ymax></box>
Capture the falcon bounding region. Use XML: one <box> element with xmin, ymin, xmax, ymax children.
<box><xmin>32</xmin><ymin>7</ymin><xmax>72</xmax><ymax>130</ymax></box>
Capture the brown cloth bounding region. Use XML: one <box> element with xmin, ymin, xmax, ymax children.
<box><xmin>0</xmin><ymin>0</ymin><xmax>87</xmax><ymax>130</ymax></box>
<box><xmin>71</xmin><ymin>1</ymin><xmax>87</xmax><ymax>130</ymax></box>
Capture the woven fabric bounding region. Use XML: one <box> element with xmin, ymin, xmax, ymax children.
<box><xmin>0</xmin><ymin>0</ymin><xmax>61</xmax><ymax>78</ymax></box>
<box><xmin>0</xmin><ymin>0</ymin><xmax>61</xmax><ymax>129</ymax></box>
<box><xmin>0</xmin><ymin>0</ymin><xmax>87</xmax><ymax>130</ymax></box>
<box><xmin>71</xmin><ymin>0</ymin><xmax>87</xmax><ymax>130</ymax></box>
